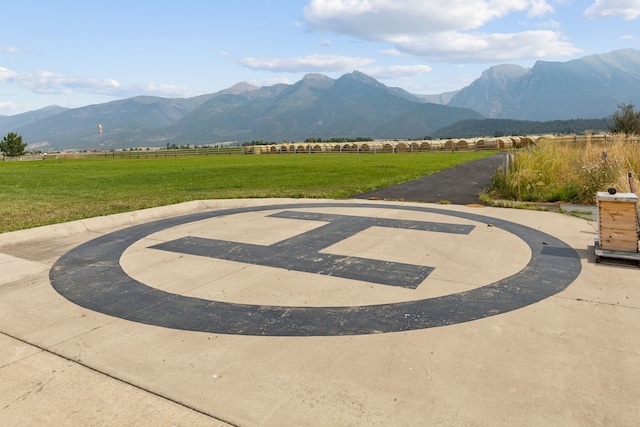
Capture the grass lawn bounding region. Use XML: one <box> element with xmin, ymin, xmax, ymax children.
<box><xmin>0</xmin><ymin>151</ymin><xmax>494</xmax><ymax>233</ymax></box>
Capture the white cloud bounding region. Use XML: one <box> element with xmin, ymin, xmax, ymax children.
<box><xmin>396</xmin><ymin>30</ymin><xmax>579</xmax><ymax>62</ymax></box>
<box><xmin>248</xmin><ymin>76</ymin><xmax>293</xmax><ymax>87</ymax></box>
<box><xmin>0</xmin><ymin>66</ymin><xmax>196</xmax><ymax>98</ymax></box>
<box><xmin>0</xmin><ymin>44</ymin><xmax>18</xmax><ymax>53</ymax></box>
<box><xmin>527</xmin><ymin>0</ymin><xmax>555</xmax><ymax>17</ymax></box>
<box><xmin>584</xmin><ymin>0</ymin><xmax>640</xmax><ymax>20</ymax></box>
<box><xmin>26</xmin><ymin>70</ymin><xmax>121</xmax><ymax>95</ymax></box>
<box><xmin>535</xmin><ymin>19</ymin><xmax>562</xmax><ymax>30</ymax></box>
<box><xmin>380</xmin><ymin>48</ymin><xmax>404</xmax><ymax>56</ymax></box>
<box><xmin>0</xmin><ymin>67</ymin><xmax>19</xmax><ymax>81</ymax></box>
<box><xmin>238</xmin><ymin>54</ymin><xmax>375</xmax><ymax>72</ymax></box>
<box><xmin>303</xmin><ymin>0</ymin><xmax>580</xmax><ymax>61</ymax></box>
<box><xmin>124</xmin><ymin>82</ymin><xmax>196</xmax><ymax>98</ymax></box>
<box><xmin>305</xmin><ymin>0</ymin><xmax>555</xmax><ymax>36</ymax></box>
<box><xmin>0</xmin><ymin>101</ymin><xmax>20</xmax><ymax>111</ymax></box>
<box><xmin>361</xmin><ymin>64</ymin><xmax>432</xmax><ymax>79</ymax></box>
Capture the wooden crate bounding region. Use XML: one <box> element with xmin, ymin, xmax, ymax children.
<box><xmin>597</xmin><ymin>192</ymin><xmax>639</xmax><ymax>252</ymax></box>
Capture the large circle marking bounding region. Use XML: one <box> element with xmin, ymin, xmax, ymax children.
<box><xmin>50</xmin><ymin>203</ymin><xmax>581</xmax><ymax>336</ymax></box>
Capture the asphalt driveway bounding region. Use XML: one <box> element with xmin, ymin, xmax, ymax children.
<box><xmin>354</xmin><ymin>152</ymin><xmax>505</xmax><ymax>204</ymax></box>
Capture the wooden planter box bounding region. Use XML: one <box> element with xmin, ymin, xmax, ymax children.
<box><xmin>597</xmin><ymin>192</ymin><xmax>639</xmax><ymax>253</ymax></box>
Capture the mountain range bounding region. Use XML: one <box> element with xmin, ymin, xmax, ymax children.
<box><xmin>447</xmin><ymin>49</ymin><xmax>640</xmax><ymax>121</ymax></box>
<box><xmin>2</xmin><ymin>49</ymin><xmax>639</xmax><ymax>151</ymax></box>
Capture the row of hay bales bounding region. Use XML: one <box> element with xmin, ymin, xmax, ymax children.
<box><xmin>243</xmin><ymin>136</ymin><xmax>537</xmax><ymax>154</ymax></box>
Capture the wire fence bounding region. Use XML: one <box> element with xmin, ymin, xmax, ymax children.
<box><xmin>10</xmin><ymin>134</ymin><xmax>637</xmax><ymax>162</ymax></box>
<box><xmin>3</xmin><ymin>146</ymin><xmax>244</xmax><ymax>161</ymax></box>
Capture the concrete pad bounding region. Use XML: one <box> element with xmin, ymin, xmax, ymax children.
<box><xmin>0</xmin><ymin>334</ymin><xmax>226</xmax><ymax>426</ymax></box>
<box><xmin>1</xmin><ymin>198</ymin><xmax>639</xmax><ymax>426</ymax></box>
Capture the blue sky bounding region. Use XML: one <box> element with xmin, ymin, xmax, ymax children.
<box><xmin>1</xmin><ymin>0</ymin><xmax>639</xmax><ymax>115</ymax></box>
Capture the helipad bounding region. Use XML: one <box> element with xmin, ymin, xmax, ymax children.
<box><xmin>1</xmin><ymin>199</ymin><xmax>639</xmax><ymax>426</ymax></box>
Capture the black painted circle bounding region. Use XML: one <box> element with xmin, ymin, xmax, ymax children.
<box><xmin>49</xmin><ymin>203</ymin><xmax>581</xmax><ymax>336</ymax></box>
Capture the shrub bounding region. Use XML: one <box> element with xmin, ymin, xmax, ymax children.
<box><xmin>610</xmin><ymin>103</ymin><xmax>640</xmax><ymax>135</ymax></box>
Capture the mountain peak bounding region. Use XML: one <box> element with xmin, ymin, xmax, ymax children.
<box><xmin>220</xmin><ymin>82</ymin><xmax>259</xmax><ymax>95</ymax></box>
<box><xmin>450</xmin><ymin>48</ymin><xmax>640</xmax><ymax>120</ymax></box>
<box><xmin>481</xmin><ymin>64</ymin><xmax>529</xmax><ymax>79</ymax></box>
<box><xmin>302</xmin><ymin>73</ymin><xmax>332</xmax><ymax>82</ymax></box>
<box><xmin>342</xmin><ymin>71</ymin><xmax>386</xmax><ymax>88</ymax></box>
<box><xmin>576</xmin><ymin>48</ymin><xmax>640</xmax><ymax>77</ymax></box>
<box><xmin>301</xmin><ymin>73</ymin><xmax>335</xmax><ymax>89</ymax></box>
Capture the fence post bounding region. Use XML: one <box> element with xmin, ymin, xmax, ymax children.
<box><xmin>504</xmin><ymin>153</ymin><xmax>514</xmax><ymax>178</ymax></box>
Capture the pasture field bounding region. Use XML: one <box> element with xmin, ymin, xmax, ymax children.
<box><xmin>0</xmin><ymin>151</ymin><xmax>494</xmax><ymax>233</ymax></box>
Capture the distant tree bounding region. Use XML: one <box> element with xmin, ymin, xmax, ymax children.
<box><xmin>0</xmin><ymin>132</ymin><xmax>27</xmax><ymax>157</ymax></box>
<box><xmin>610</xmin><ymin>103</ymin><xmax>640</xmax><ymax>134</ymax></box>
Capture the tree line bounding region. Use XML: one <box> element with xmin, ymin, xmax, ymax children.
<box><xmin>432</xmin><ymin>104</ymin><xmax>640</xmax><ymax>139</ymax></box>
<box><xmin>242</xmin><ymin>137</ymin><xmax>373</xmax><ymax>146</ymax></box>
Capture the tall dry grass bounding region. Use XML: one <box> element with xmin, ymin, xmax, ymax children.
<box><xmin>489</xmin><ymin>134</ymin><xmax>640</xmax><ymax>204</ymax></box>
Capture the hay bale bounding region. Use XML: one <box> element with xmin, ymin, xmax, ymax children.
<box><xmin>472</xmin><ymin>139</ymin><xmax>484</xmax><ymax>150</ymax></box>
<box><xmin>479</xmin><ymin>139</ymin><xmax>498</xmax><ymax>150</ymax></box>
<box><xmin>520</xmin><ymin>136</ymin><xmax>534</xmax><ymax>147</ymax></box>
<box><xmin>396</xmin><ymin>142</ymin><xmax>409</xmax><ymax>152</ymax></box>
<box><xmin>496</xmin><ymin>138</ymin><xmax>513</xmax><ymax>149</ymax></box>
<box><xmin>312</xmin><ymin>143</ymin><xmax>329</xmax><ymax>153</ymax></box>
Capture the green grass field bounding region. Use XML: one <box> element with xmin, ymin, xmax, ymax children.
<box><xmin>0</xmin><ymin>152</ymin><xmax>494</xmax><ymax>233</ymax></box>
